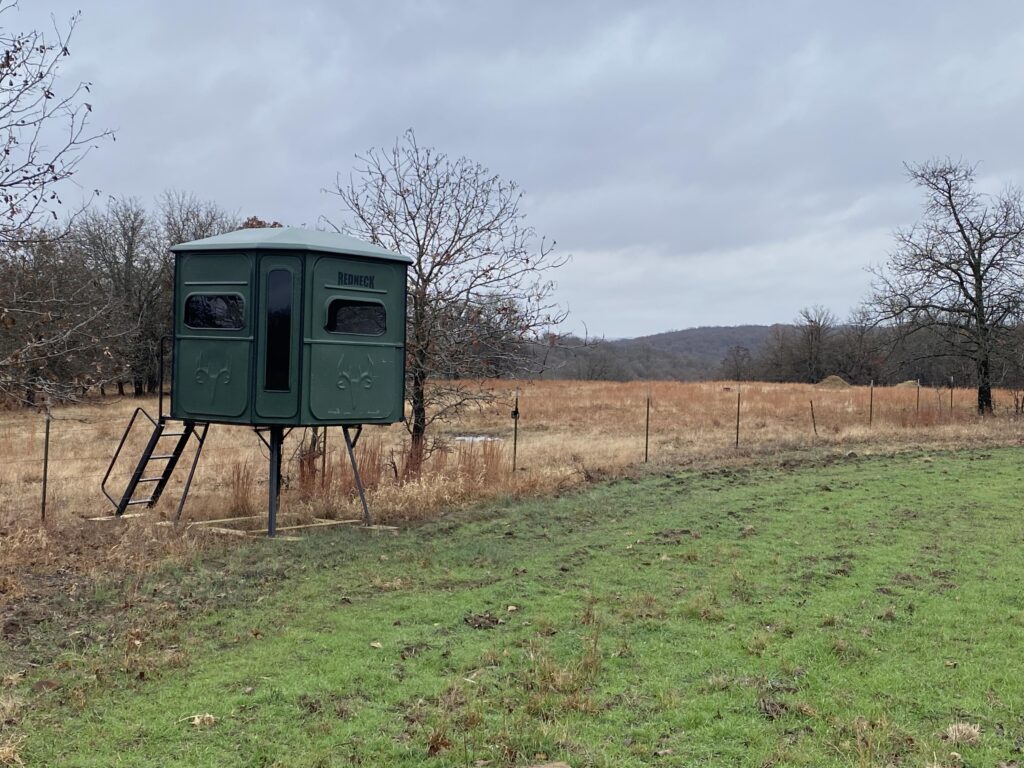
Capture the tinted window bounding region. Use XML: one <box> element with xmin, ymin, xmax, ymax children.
<box><xmin>264</xmin><ymin>269</ymin><xmax>292</xmax><ymax>391</ymax></box>
<box><xmin>184</xmin><ymin>294</ymin><xmax>245</xmax><ymax>330</ymax></box>
<box><xmin>325</xmin><ymin>298</ymin><xmax>386</xmax><ymax>336</ymax></box>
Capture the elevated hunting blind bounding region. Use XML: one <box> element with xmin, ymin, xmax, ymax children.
<box><xmin>102</xmin><ymin>228</ymin><xmax>411</xmax><ymax>535</ymax></box>
<box><xmin>170</xmin><ymin>227</ymin><xmax>409</xmax><ymax>425</ymax></box>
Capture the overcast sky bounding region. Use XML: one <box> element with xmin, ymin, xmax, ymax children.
<box><xmin>16</xmin><ymin>1</ymin><xmax>1024</xmax><ymax>338</ymax></box>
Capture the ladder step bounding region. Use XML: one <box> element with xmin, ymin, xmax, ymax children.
<box><xmin>150</xmin><ymin>454</ymin><xmax>176</xmax><ymax>460</ymax></box>
<box><xmin>139</xmin><ymin>477</ymin><xmax>163</xmax><ymax>483</ymax></box>
<box><xmin>160</xmin><ymin>432</ymin><xmax>186</xmax><ymax>438</ymax></box>
<box><xmin>125</xmin><ymin>498</ymin><xmax>154</xmax><ymax>506</ymax></box>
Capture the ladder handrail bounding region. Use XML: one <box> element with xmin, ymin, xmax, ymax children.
<box><xmin>101</xmin><ymin>407</ymin><xmax>158</xmax><ymax>509</ymax></box>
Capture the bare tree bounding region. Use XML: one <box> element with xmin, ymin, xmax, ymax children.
<box><xmin>755</xmin><ymin>309</ymin><xmax>838</xmax><ymax>383</ymax></box>
<box><xmin>67</xmin><ymin>193</ymin><xmax>237</xmax><ymax>397</ymax></box>
<box><xmin>755</xmin><ymin>325</ymin><xmax>794</xmax><ymax>382</ymax></box>
<box><xmin>794</xmin><ymin>305</ymin><xmax>837</xmax><ymax>383</ymax></box>
<box><xmin>871</xmin><ymin>159</ymin><xmax>1024</xmax><ymax>413</ymax></box>
<box><xmin>73</xmin><ymin>198</ymin><xmax>164</xmax><ymax>394</ymax></box>
<box><xmin>0</xmin><ymin>6</ymin><xmax>113</xmax><ymax>404</ymax></box>
<box><xmin>158</xmin><ymin>189</ymin><xmax>239</xmax><ymax>247</ymax></box>
<box><xmin>573</xmin><ymin>341</ymin><xmax>626</xmax><ymax>381</ymax></box>
<box><xmin>719</xmin><ymin>344</ymin><xmax>752</xmax><ymax>381</ymax></box>
<box><xmin>0</xmin><ymin>5</ymin><xmax>111</xmax><ymax>244</ymax></box>
<box><xmin>0</xmin><ymin>232</ymin><xmax>118</xmax><ymax>404</ymax></box>
<box><xmin>329</xmin><ymin>130</ymin><xmax>567</xmax><ymax>470</ymax></box>
<box><xmin>832</xmin><ymin>307</ymin><xmax>884</xmax><ymax>385</ymax></box>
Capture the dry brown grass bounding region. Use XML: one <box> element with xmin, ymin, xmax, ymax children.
<box><xmin>0</xmin><ymin>734</ymin><xmax>23</xmax><ymax>767</ymax></box>
<box><xmin>941</xmin><ymin>721</ymin><xmax>981</xmax><ymax>745</ymax></box>
<box><xmin>817</xmin><ymin>375</ymin><xmax>851</xmax><ymax>389</ymax></box>
<box><xmin>0</xmin><ymin>693</ymin><xmax>20</xmax><ymax>727</ymax></box>
<box><xmin>1</xmin><ymin>379</ymin><xmax>1022</xmax><ymax>582</ymax></box>
<box><xmin>227</xmin><ymin>461</ymin><xmax>258</xmax><ymax>518</ymax></box>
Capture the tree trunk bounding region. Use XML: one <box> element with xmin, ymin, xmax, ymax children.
<box><xmin>405</xmin><ymin>293</ymin><xmax>429</xmax><ymax>477</ymax></box>
<box><xmin>133</xmin><ymin>377</ymin><xmax>144</xmax><ymax>397</ymax></box>
<box><xmin>117</xmin><ymin>381</ymin><xmax>125</xmax><ymax>396</ymax></box>
<box><xmin>407</xmin><ymin>369</ymin><xmax>427</xmax><ymax>477</ymax></box>
<box><xmin>977</xmin><ymin>354</ymin><xmax>994</xmax><ymax>414</ymax></box>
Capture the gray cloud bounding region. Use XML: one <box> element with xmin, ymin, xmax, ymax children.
<box><xmin>15</xmin><ymin>0</ymin><xmax>1024</xmax><ymax>336</ymax></box>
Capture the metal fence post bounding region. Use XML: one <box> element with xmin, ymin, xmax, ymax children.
<box><xmin>644</xmin><ymin>388</ymin><xmax>651</xmax><ymax>463</ymax></box>
<box><xmin>735</xmin><ymin>386</ymin><xmax>741</xmax><ymax>448</ymax></box>
<box><xmin>40</xmin><ymin>410</ymin><xmax>51</xmax><ymax>523</ymax></box>
<box><xmin>511</xmin><ymin>389</ymin><xmax>520</xmax><ymax>472</ymax></box>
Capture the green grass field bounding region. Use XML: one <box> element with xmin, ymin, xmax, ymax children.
<box><xmin>5</xmin><ymin>448</ymin><xmax>1024</xmax><ymax>767</ymax></box>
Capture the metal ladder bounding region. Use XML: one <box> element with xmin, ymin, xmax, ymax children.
<box><xmin>101</xmin><ymin>408</ymin><xmax>209</xmax><ymax>519</ymax></box>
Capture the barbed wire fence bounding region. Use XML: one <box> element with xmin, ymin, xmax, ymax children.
<box><xmin>0</xmin><ymin>414</ymin><xmax>317</xmax><ymax>525</ymax></box>
<box><xmin>0</xmin><ymin>381</ymin><xmax>1016</xmax><ymax>530</ymax></box>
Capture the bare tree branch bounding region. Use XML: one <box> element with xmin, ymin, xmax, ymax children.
<box><xmin>0</xmin><ymin>5</ymin><xmax>112</xmax><ymax>244</ymax></box>
<box><xmin>869</xmin><ymin>158</ymin><xmax>1024</xmax><ymax>413</ymax></box>
<box><xmin>326</xmin><ymin>129</ymin><xmax>568</xmax><ymax>471</ymax></box>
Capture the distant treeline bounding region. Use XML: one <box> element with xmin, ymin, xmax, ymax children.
<box><xmin>532</xmin><ymin>307</ymin><xmax>1024</xmax><ymax>390</ymax></box>
<box><xmin>7</xmin><ymin>203</ymin><xmax>1024</xmax><ymax>406</ymax></box>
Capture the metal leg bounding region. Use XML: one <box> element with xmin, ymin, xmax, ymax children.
<box><xmin>276</xmin><ymin>429</ymin><xmax>284</xmax><ymax>492</ymax></box>
<box><xmin>268</xmin><ymin>425</ymin><xmax>284</xmax><ymax>537</ymax></box>
<box><xmin>174</xmin><ymin>424</ymin><xmax>209</xmax><ymax>522</ymax></box>
<box><xmin>343</xmin><ymin>425</ymin><xmax>371</xmax><ymax>526</ymax></box>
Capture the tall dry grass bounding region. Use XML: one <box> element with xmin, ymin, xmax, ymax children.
<box><xmin>1</xmin><ymin>379</ymin><xmax>1023</xmax><ymax>581</ymax></box>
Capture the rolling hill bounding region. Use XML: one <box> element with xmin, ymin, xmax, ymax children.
<box><xmin>536</xmin><ymin>325</ymin><xmax>781</xmax><ymax>380</ymax></box>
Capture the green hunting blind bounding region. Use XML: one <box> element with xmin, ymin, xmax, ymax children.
<box><xmin>102</xmin><ymin>228</ymin><xmax>411</xmax><ymax>535</ymax></box>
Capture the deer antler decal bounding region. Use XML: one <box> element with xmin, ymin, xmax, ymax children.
<box><xmin>336</xmin><ymin>353</ymin><xmax>377</xmax><ymax>414</ymax></box>
<box><xmin>360</xmin><ymin>353</ymin><xmax>375</xmax><ymax>390</ymax></box>
<box><xmin>195</xmin><ymin>349</ymin><xmax>231</xmax><ymax>405</ymax></box>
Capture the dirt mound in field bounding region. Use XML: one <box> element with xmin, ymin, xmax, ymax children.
<box><xmin>895</xmin><ymin>379</ymin><xmax>919</xmax><ymax>388</ymax></box>
<box><xmin>816</xmin><ymin>375</ymin><xmax>851</xmax><ymax>389</ymax></box>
